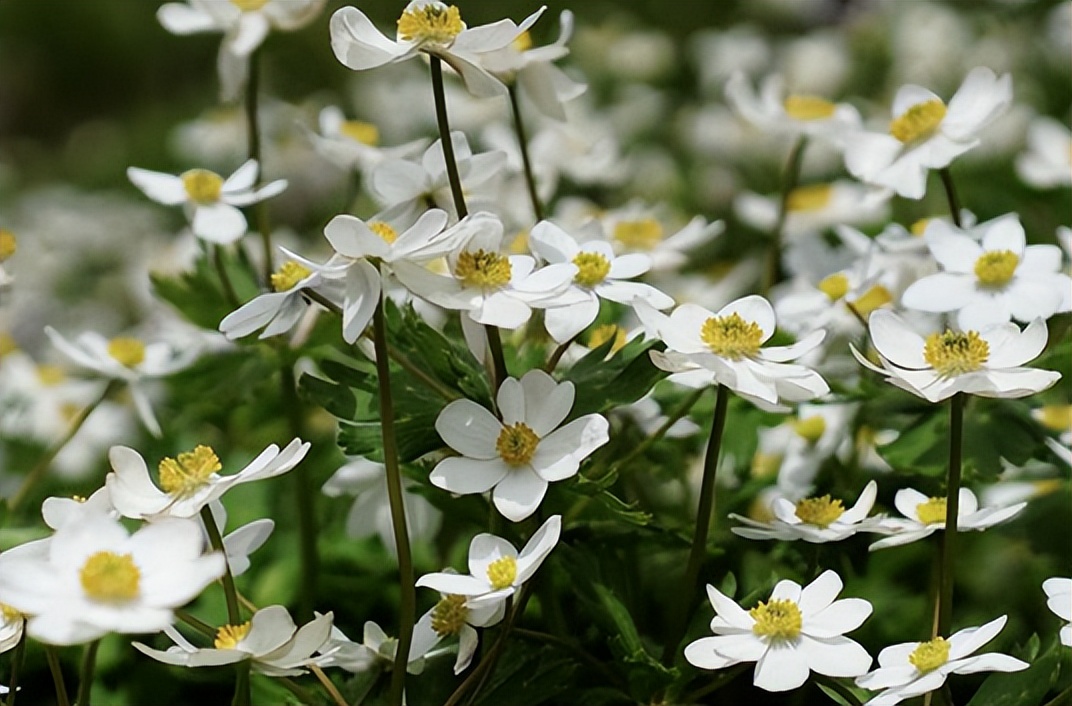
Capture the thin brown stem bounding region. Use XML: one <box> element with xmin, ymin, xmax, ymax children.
<box><xmin>310</xmin><ymin>665</ymin><xmax>349</xmax><ymax>706</ymax></box>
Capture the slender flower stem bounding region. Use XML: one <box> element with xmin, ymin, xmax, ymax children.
<box><xmin>429</xmin><ymin>57</ymin><xmax>468</xmax><ymax>220</ymax></box>
<box><xmin>310</xmin><ymin>665</ymin><xmax>349</xmax><ymax>706</ymax></box>
<box><xmin>44</xmin><ymin>647</ymin><xmax>70</xmax><ymax>706</ymax></box>
<box><xmin>938</xmin><ymin>168</ymin><xmax>963</xmax><ymax>228</ymax></box>
<box><xmin>444</xmin><ymin>590</ymin><xmax>529</xmax><ymax>706</ymax></box>
<box><xmin>9</xmin><ymin>380</ymin><xmax>118</xmax><ymax>512</ymax></box>
<box><xmin>213</xmin><ymin>244</ymin><xmax>241</xmax><ymax>308</ymax></box>
<box><xmin>936</xmin><ymin>392</ymin><xmax>965</xmax><ymax>638</ymax></box>
<box><xmin>607</xmin><ymin>387</ymin><xmax>705</xmax><ymax>478</ymax></box>
<box><xmin>74</xmin><ymin>639</ymin><xmax>100</xmax><ymax>706</ymax></box>
<box><xmin>278</xmin><ymin>677</ymin><xmax>320</xmax><ymax>705</ymax></box>
<box><xmin>4</xmin><ymin>630</ymin><xmax>26</xmax><ymax>706</ymax></box>
<box><xmin>280</xmin><ymin>362</ymin><xmax>317</xmax><ymax>619</ymax></box>
<box><xmin>245</xmin><ymin>49</ymin><xmax>274</xmax><ymax>287</ymax></box>
<box><xmin>199</xmin><ymin>506</ymin><xmax>242</xmax><ymax>627</ymax></box>
<box><xmin>231</xmin><ymin>660</ymin><xmax>251</xmax><ymax>706</ymax></box>
<box><xmin>762</xmin><ymin>136</ymin><xmax>809</xmax><ymax>296</ymax></box>
<box><xmin>661</xmin><ymin>384</ymin><xmax>731</xmax><ymax>665</ymax></box>
<box><xmin>542</xmin><ymin>336</ymin><xmax>576</xmax><ymax>373</ymax></box>
<box><xmin>507</xmin><ymin>84</ymin><xmax>544</xmax><ymax>222</ymax></box>
<box><xmin>485</xmin><ymin>324</ymin><xmax>509</xmax><ymax>391</ymax></box>
<box><xmin>176</xmin><ymin>609</ymin><xmax>216</xmax><ymax>638</ymax></box>
<box><xmin>372</xmin><ymin>299</ymin><xmax>416</xmax><ymax>706</ymax></box>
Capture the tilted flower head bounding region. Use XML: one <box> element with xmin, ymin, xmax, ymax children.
<box><xmin>308</xmin><ymin>106</ymin><xmax>427</xmax><ymax>173</ymax></box>
<box><xmin>596</xmin><ymin>206</ymin><xmax>724</xmax><ymax>272</ymax></box>
<box><xmin>431</xmin><ymin>370</ymin><xmax>609</xmax><ymax>522</ymax></box>
<box><xmin>853</xmin><ymin>310</ymin><xmax>1061</xmax><ymax>403</ymax></box>
<box><xmin>105</xmin><ymin>439</ymin><xmax>310</xmax><ymax>519</ymax></box>
<box><xmin>725</xmin><ymin>71</ymin><xmax>862</xmax><ymax>141</ymax></box>
<box><xmin>330</xmin><ymin>1</ymin><xmax>545</xmax><ymax>97</ymax></box>
<box><xmin>685</xmin><ymin>570</ymin><xmax>873</xmax><ymax>692</ymax></box>
<box><xmin>731</xmin><ymin>480</ymin><xmax>882</xmax><ymax>544</ymax></box>
<box><xmin>0</xmin><ymin>603</ymin><xmax>23</xmax><ymax>655</ymax></box>
<box><xmin>127</xmin><ymin>160</ymin><xmax>286</xmax><ymax>244</ymax></box>
<box><xmin>901</xmin><ymin>216</ymin><xmax>1072</xmax><ymax>331</ymax></box>
<box><xmin>637</xmin><ymin>295</ymin><xmax>829</xmax><ymax>411</ymax></box>
<box><xmin>844</xmin><ymin>67</ymin><xmax>1012</xmax><ymax>199</ymax></box>
<box><xmin>735</xmin><ymin>180</ymin><xmax>891</xmax><ymax>241</ymax></box>
<box><xmin>1042</xmin><ymin>577</ymin><xmax>1072</xmax><ymax>647</ymax></box>
<box><xmin>411</xmin><ymin>589</ymin><xmax>506</xmax><ymax>675</ymax></box>
<box><xmin>0</xmin><ymin>515</ymin><xmax>224</xmax><ymax>645</ymax></box>
<box><xmin>134</xmin><ymin>605</ymin><xmax>334</xmax><ymax>677</ymax></box>
<box><xmin>867</xmin><ymin>487</ymin><xmax>1025</xmax><ymax>551</ymax></box>
<box><xmin>855</xmin><ymin>616</ymin><xmax>1027</xmax><ymax>706</ymax></box>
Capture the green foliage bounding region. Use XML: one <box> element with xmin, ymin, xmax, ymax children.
<box><xmin>151</xmin><ymin>248</ymin><xmax>260</xmax><ymax>331</ymax></box>
<box><xmin>565</xmin><ymin>336</ymin><xmax>668</xmax><ymax>419</ymax></box>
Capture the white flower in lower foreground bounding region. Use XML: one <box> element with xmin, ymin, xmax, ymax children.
<box><xmin>731</xmin><ymin>480</ymin><xmax>881</xmax><ymax>543</ymax></box>
<box><xmin>1042</xmin><ymin>578</ymin><xmax>1071</xmax><ymax>647</ymax></box>
<box><xmin>684</xmin><ymin>570</ymin><xmax>873</xmax><ymax>692</ymax></box>
<box><xmin>134</xmin><ymin>606</ymin><xmax>333</xmax><ymax>677</ymax></box>
<box><xmin>106</xmin><ymin>439</ymin><xmax>310</xmax><ymax>520</ymax></box>
<box><xmin>412</xmin><ymin>589</ymin><xmax>507</xmax><ymax>674</ymax></box>
<box><xmin>855</xmin><ymin>616</ymin><xmax>1027</xmax><ymax>706</ymax></box>
<box><xmin>0</xmin><ymin>516</ymin><xmax>224</xmax><ymax>645</ymax></box>
<box><xmin>868</xmin><ymin>487</ymin><xmax>1025</xmax><ymax>551</ymax></box>
<box><xmin>431</xmin><ymin>370</ymin><xmax>609</xmax><ymax>521</ymax></box>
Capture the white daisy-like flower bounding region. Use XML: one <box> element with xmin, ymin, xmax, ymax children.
<box><xmin>735</xmin><ymin>181</ymin><xmax>890</xmax><ymax>240</ymax></box>
<box><xmin>844</xmin><ymin>67</ymin><xmax>1012</xmax><ymax>199</ymax></box>
<box><xmin>774</xmin><ymin>270</ymin><xmax>896</xmax><ymax>341</ymax></box>
<box><xmin>430</xmin><ymin>370</ymin><xmax>609</xmax><ymax>522</ymax></box>
<box><xmin>724</xmin><ymin>71</ymin><xmax>862</xmax><ymax>141</ymax></box>
<box><xmin>596</xmin><ymin>207</ymin><xmax>724</xmax><ymax>272</ymax></box>
<box><xmin>134</xmin><ymin>605</ymin><xmax>334</xmax><ymax>677</ymax></box>
<box><xmin>0</xmin><ymin>515</ymin><xmax>224</xmax><ymax>646</ymax></box>
<box><xmin>44</xmin><ymin>327</ymin><xmax>197</xmax><ymax>437</ymax></box>
<box><xmin>314</xmin><ymin>619</ymin><xmax>445</xmax><ymax>675</ymax></box>
<box><xmin>1042</xmin><ymin>578</ymin><xmax>1072</xmax><ymax>647</ymax></box>
<box><xmin>330</xmin><ymin>1</ymin><xmax>544</xmax><ymax>98</ymax></box>
<box><xmin>1016</xmin><ymin>116</ymin><xmax>1072</xmax><ymax>189</ymax></box>
<box><xmin>853</xmin><ymin>310</ymin><xmax>1061</xmax><ymax>403</ymax></box>
<box><xmin>684</xmin><ymin>570</ymin><xmax>873</xmax><ymax>692</ymax></box>
<box><xmin>901</xmin><ymin>216</ymin><xmax>1072</xmax><ymax>331</ymax></box>
<box><xmin>411</xmin><ymin>587</ymin><xmax>507</xmax><ymax>675</ymax></box>
<box><xmin>867</xmin><ymin>487</ymin><xmax>1025</xmax><ymax>551</ymax></box>
<box><xmin>105</xmin><ymin>439</ymin><xmax>310</xmax><ymax>520</ymax></box>
<box><xmin>855</xmin><ymin>615</ymin><xmax>1028</xmax><ymax>706</ymax></box>
<box><xmin>308</xmin><ymin>107</ymin><xmax>427</xmax><ymax>173</ymax></box>
<box><xmin>636</xmin><ymin>295</ymin><xmax>829</xmax><ymax>411</ymax></box>
<box><xmin>529</xmin><ymin>221</ymin><xmax>674</xmax><ymax>343</ymax></box>
<box><xmin>127</xmin><ymin>160</ymin><xmax>286</xmax><ymax>244</ymax></box>
<box><xmin>731</xmin><ymin>480</ymin><xmax>881</xmax><ymax>543</ymax></box>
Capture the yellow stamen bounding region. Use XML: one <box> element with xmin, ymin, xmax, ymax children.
<box><xmin>0</xmin><ymin>333</ymin><xmax>16</xmax><ymax>357</ymax></box>
<box><xmin>230</xmin><ymin>0</ymin><xmax>268</xmax><ymax>11</ymax></box>
<box><xmin>431</xmin><ymin>594</ymin><xmax>469</xmax><ymax>637</ymax></box>
<box><xmin>486</xmin><ymin>556</ymin><xmax>517</xmax><ymax>590</ymax></box>
<box><xmin>397</xmin><ymin>4</ymin><xmax>464</xmax><ymax>44</ymax></box>
<box><xmin>973</xmin><ymin>250</ymin><xmax>1019</xmax><ymax>287</ymax></box>
<box><xmin>455</xmin><ymin>249</ymin><xmax>512</xmax><ymax>288</ymax></box>
<box><xmin>509</xmin><ymin>230</ymin><xmax>530</xmax><ymax>255</ymax></box>
<box><xmin>792</xmin><ymin>415</ymin><xmax>826</xmax><ymax>443</ymax></box>
<box><xmin>181</xmin><ymin>169</ymin><xmax>224</xmax><ymax>204</ymax></box>
<box><xmin>923</xmin><ymin>330</ymin><xmax>989</xmax><ymax>376</ymax></box>
<box><xmin>818</xmin><ymin>273</ymin><xmax>850</xmax><ymax>302</ymax></box>
<box><xmin>750</xmin><ymin>599</ymin><xmax>803</xmax><ymax>640</ymax></box>
<box><xmin>751</xmin><ymin>452</ymin><xmax>783</xmax><ymax>479</ymax></box>
<box><xmin>1</xmin><ymin>603</ymin><xmax>22</xmax><ymax>622</ymax></box>
<box><xmin>916</xmin><ymin>497</ymin><xmax>947</xmax><ymax>525</ymax></box>
<box><xmin>158</xmin><ymin>445</ymin><xmax>222</xmax><ymax>497</ymax></box>
<box><xmin>794</xmin><ymin>495</ymin><xmax>845</xmax><ymax>528</ymax></box>
<box><xmin>612</xmin><ymin>218</ymin><xmax>664</xmax><ymax>251</ymax></box>
<box><xmin>1037</xmin><ymin>405</ymin><xmax>1072</xmax><ymax>433</ymax></box>
<box><xmin>588</xmin><ymin>324</ymin><xmax>628</xmax><ymax>353</ymax></box>
<box><xmin>786</xmin><ymin>184</ymin><xmax>833</xmax><ymax>212</ymax></box>
<box><xmin>700</xmin><ymin>313</ymin><xmax>763</xmax><ymax>360</ymax></box>
<box><xmin>0</xmin><ymin>228</ymin><xmax>16</xmax><ymax>261</ymax></box>
<box><xmin>496</xmin><ymin>422</ymin><xmax>539</xmax><ymax>466</ymax></box>
<box><xmin>910</xmin><ymin>218</ymin><xmax>930</xmax><ymax>237</ymax></box>
<box><xmin>80</xmin><ymin>551</ymin><xmax>140</xmax><ymax>602</ymax></box>
<box><xmin>108</xmin><ymin>337</ymin><xmax>146</xmax><ymax>368</ymax></box>
<box><xmin>572</xmin><ymin>252</ymin><xmax>611</xmax><ymax>287</ymax></box>
<box><xmin>783</xmin><ymin>95</ymin><xmax>837</xmax><ymax>121</ymax></box>
<box><xmin>215</xmin><ymin>622</ymin><xmax>252</xmax><ymax>649</ymax></box>
<box><xmin>270</xmin><ymin>262</ymin><xmax>310</xmax><ymax>292</ymax></box>
<box><xmin>339</xmin><ymin>120</ymin><xmax>380</xmax><ymax>146</ymax></box>
<box><xmin>513</xmin><ymin>30</ymin><xmax>533</xmax><ymax>52</ymax></box>
<box><xmin>890</xmin><ymin>99</ymin><xmax>947</xmax><ymax>143</ymax></box>
<box><xmin>36</xmin><ymin>364</ymin><xmax>66</xmax><ymax>386</ymax></box>
<box><xmin>909</xmin><ymin>637</ymin><xmax>950</xmax><ymax>673</ymax></box>
<box><xmin>368</xmin><ymin>221</ymin><xmax>398</xmax><ymax>245</ymax></box>
<box><xmin>849</xmin><ymin>285</ymin><xmax>893</xmax><ymax>317</ymax></box>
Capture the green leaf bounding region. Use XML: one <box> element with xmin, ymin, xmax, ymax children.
<box><xmin>567</xmin><ymin>338</ymin><xmax>668</xmax><ymax>419</ymax></box>
<box><xmin>151</xmin><ymin>248</ymin><xmax>260</xmax><ymax>331</ymax></box>
<box><xmin>966</xmin><ymin>635</ymin><xmax>1062</xmax><ymax>706</ymax></box>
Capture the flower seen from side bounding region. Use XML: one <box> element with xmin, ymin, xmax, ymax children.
<box><xmin>1042</xmin><ymin>577</ymin><xmax>1071</xmax><ymax>647</ymax></box>
<box><xmin>867</xmin><ymin>487</ymin><xmax>1025</xmax><ymax>551</ymax></box>
<box><xmin>731</xmin><ymin>480</ymin><xmax>882</xmax><ymax>543</ymax></box>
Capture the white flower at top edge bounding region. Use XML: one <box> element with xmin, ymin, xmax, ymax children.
<box><xmin>853</xmin><ymin>310</ymin><xmax>1061</xmax><ymax>403</ymax></box>
<box><xmin>867</xmin><ymin>487</ymin><xmax>1025</xmax><ymax>551</ymax></box>
<box><xmin>1042</xmin><ymin>578</ymin><xmax>1072</xmax><ymax>647</ymax></box>
<box><xmin>734</xmin><ymin>180</ymin><xmax>891</xmax><ymax>241</ymax></box>
<box><xmin>431</xmin><ymin>370</ymin><xmax>608</xmax><ymax>522</ymax></box>
<box><xmin>684</xmin><ymin>570</ymin><xmax>873</xmax><ymax>692</ymax></box>
<box><xmin>1016</xmin><ymin>116</ymin><xmax>1072</xmax><ymax>189</ymax></box>
<box><xmin>731</xmin><ymin>480</ymin><xmax>882</xmax><ymax>544</ymax></box>
<box><xmin>843</xmin><ymin>67</ymin><xmax>1012</xmax><ymax>199</ymax></box>
<box><xmin>855</xmin><ymin>616</ymin><xmax>1027</xmax><ymax>706</ymax></box>
<box><xmin>724</xmin><ymin>71</ymin><xmax>862</xmax><ymax>141</ymax></box>
<box><xmin>127</xmin><ymin>160</ymin><xmax>286</xmax><ymax>244</ymax></box>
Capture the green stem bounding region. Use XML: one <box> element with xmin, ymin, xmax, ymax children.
<box><xmin>508</xmin><ymin>84</ymin><xmax>544</xmax><ymax>222</ymax></box>
<box><xmin>4</xmin><ymin>629</ymin><xmax>26</xmax><ymax>706</ymax></box>
<box><xmin>175</xmin><ymin>609</ymin><xmax>216</xmax><ymax>639</ymax></box>
<box><xmin>373</xmin><ymin>299</ymin><xmax>416</xmax><ymax>706</ymax></box>
<box><xmin>485</xmin><ymin>324</ymin><xmax>509</xmax><ymax>392</ymax></box>
<box><xmin>429</xmin><ymin>56</ymin><xmax>468</xmax><ymax>220</ymax></box>
<box><xmin>281</xmin><ymin>362</ymin><xmax>317</xmax><ymax>620</ymax></box>
<box><xmin>936</xmin><ymin>392</ymin><xmax>965</xmax><ymax>638</ymax></box>
<box><xmin>661</xmin><ymin>384</ymin><xmax>730</xmax><ymax>665</ymax></box>
<box><xmin>278</xmin><ymin>676</ymin><xmax>319</xmax><ymax>705</ymax></box>
<box><xmin>445</xmin><ymin>590</ymin><xmax>529</xmax><ymax>706</ymax></box>
<box><xmin>74</xmin><ymin>640</ymin><xmax>100</xmax><ymax>706</ymax></box>
<box><xmin>542</xmin><ymin>336</ymin><xmax>576</xmax><ymax>373</ymax></box>
<box><xmin>762</xmin><ymin>136</ymin><xmax>809</xmax><ymax>296</ymax></box>
<box><xmin>513</xmin><ymin>629</ymin><xmax>623</xmax><ymax>689</ymax></box>
<box><xmin>213</xmin><ymin>244</ymin><xmax>240</xmax><ymax>309</ymax></box>
<box><xmin>9</xmin><ymin>380</ymin><xmax>117</xmax><ymax>511</ymax></box>
<box><xmin>200</xmin><ymin>506</ymin><xmax>241</xmax><ymax>626</ymax></box>
<box><xmin>606</xmin><ymin>387</ymin><xmax>705</xmax><ymax>478</ymax></box>
<box><xmin>938</xmin><ymin>168</ymin><xmax>963</xmax><ymax>228</ymax></box>
<box><xmin>245</xmin><ymin>49</ymin><xmax>273</xmax><ymax>287</ymax></box>
<box><xmin>680</xmin><ymin>663</ymin><xmax>748</xmax><ymax>704</ymax></box>
<box><xmin>1043</xmin><ymin>682</ymin><xmax>1072</xmax><ymax>706</ymax></box>
<box><xmin>230</xmin><ymin>659</ymin><xmax>251</xmax><ymax>706</ymax></box>
<box><xmin>44</xmin><ymin>647</ymin><xmax>70</xmax><ymax>706</ymax></box>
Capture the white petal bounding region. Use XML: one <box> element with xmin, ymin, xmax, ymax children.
<box><xmin>127</xmin><ymin>168</ymin><xmax>187</xmax><ymax>205</ymax></box>
<box><xmin>802</xmin><ymin>635</ymin><xmax>872</xmax><ymax>677</ymax></box>
<box><xmin>753</xmin><ymin>642</ymin><xmax>810</xmax><ymax>692</ymax></box>
<box><xmin>515</xmin><ymin>515</ymin><xmax>561</xmax><ymax>584</ymax></box>
<box><xmin>868</xmin><ymin>311</ymin><xmax>927</xmax><ymax>369</ymax></box>
<box><xmin>798</xmin><ymin>570</ymin><xmax>844</xmax><ymax>616</ymax></box>
<box><xmin>329</xmin><ymin>7</ymin><xmax>407</xmax><ymax>70</ymax></box>
<box><xmin>685</xmin><ymin>634</ymin><xmax>764</xmax><ymax>669</ymax></box>
<box><xmin>191</xmin><ymin>203</ymin><xmax>247</xmax><ymax>244</ymax></box>
<box><xmin>430</xmin><ymin>456</ymin><xmax>508</xmax><ymax>495</ymax></box>
<box><xmin>531</xmin><ymin>415</ymin><xmax>609</xmax><ymax>482</ymax></box>
<box><xmin>718</xmin><ymin>295</ymin><xmax>776</xmax><ymax>341</ymax></box>
<box><xmin>521</xmin><ymin>370</ymin><xmax>573</xmax><ymax>437</ymax></box>
<box><xmin>435</xmin><ymin>400</ymin><xmax>501</xmax><ymax>459</ymax></box>
<box><xmin>901</xmin><ymin>274</ymin><xmax>977</xmax><ymax>314</ymax></box>
<box><xmin>491</xmin><ymin>468</ymin><xmax>548</xmax><ymax>522</ymax></box>
<box><xmin>341</xmin><ymin>261</ymin><xmax>381</xmax><ymax>344</ymax></box>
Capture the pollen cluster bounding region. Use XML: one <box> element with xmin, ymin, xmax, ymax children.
<box><xmin>783</xmin><ymin>95</ymin><xmax>837</xmax><ymax>121</ymax></box>
<box><xmin>922</xmin><ymin>330</ymin><xmax>989</xmax><ymax>376</ymax></box>
<box><xmin>181</xmin><ymin>169</ymin><xmax>224</xmax><ymax>204</ymax></box>
<box><xmin>455</xmin><ymin>249</ymin><xmax>512</xmax><ymax>288</ymax></box>
<box><xmin>794</xmin><ymin>495</ymin><xmax>845</xmax><ymax>528</ymax></box>
<box><xmin>397</xmin><ymin>4</ymin><xmax>464</xmax><ymax>44</ymax></box>
<box><xmin>818</xmin><ymin>273</ymin><xmax>850</xmax><ymax>301</ymax></box>
<box><xmin>486</xmin><ymin>556</ymin><xmax>518</xmax><ymax>590</ymax></box>
<box><xmin>230</xmin><ymin>0</ymin><xmax>269</xmax><ymax>11</ymax></box>
<box><xmin>572</xmin><ymin>251</ymin><xmax>611</xmax><ymax>287</ymax></box>
<box><xmin>786</xmin><ymin>184</ymin><xmax>833</xmax><ymax>212</ymax></box>
<box><xmin>909</xmin><ymin>637</ymin><xmax>950</xmax><ymax>673</ymax></box>
<box><xmin>973</xmin><ymin>250</ymin><xmax>1019</xmax><ymax>287</ymax></box>
<box><xmin>496</xmin><ymin>422</ymin><xmax>539</xmax><ymax>466</ymax></box>
<box><xmin>431</xmin><ymin>594</ymin><xmax>469</xmax><ymax>636</ymax></box>
<box><xmin>750</xmin><ymin>599</ymin><xmax>803</xmax><ymax>640</ymax></box>
<box><xmin>612</xmin><ymin>218</ymin><xmax>663</xmax><ymax>250</ymax></box>
<box><xmin>80</xmin><ymin>551</ymin><xmax>141</xmax><ymax>602</ymax></box>
<box><xmin>158</xmin><ymin>445</ymin><xmax>222</xmax><ymax>497</ymax></box>
<box><xmin>215</xmin><ymin>621</ymin><xmax>252</xmax><ymax>649</ymax></box>
<box><xmin>108</xmin><ymin>337</ymin><xmax>146</xmax><ymax>368</ymax></box>
<box><xmin>271</xmin><ymin>261</ymin><xmax>311</xmax><ymax>292</ymax></box>
<box><xmin>700</xmin><ymin>313</ymin><xmax>763</xmax><ymax>360</ymax></box>
<box><xmin>890</xmin><ymin>99</ymin><xmax>947</xmax><ymax>143</ymax></box>
<box><xmin>916</xmin><ymin>497</ymin><xmax>947</xmax><ymax>525</ymax></box>
<box><xmin>340</xmin><ymin>120</ymin><xmax>380</xmax><ymax>146</ymax></box>
<box><xmin>368</xmin><ymin>221</ymin><xmax>399</xmax><ymax>245</ymax></box>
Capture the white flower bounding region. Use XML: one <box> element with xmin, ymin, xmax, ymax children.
<box><xmin>734</xmin><ymin>181</ymin><xmax>890</xmax><ymax>241</ymax></box>
<box><xmin>411</xmin><ymin>588</ymin><xmax>506</xmax><ymax>675</ymax></box>
<box><xmin>431</xmin><ymin>370</ymin><xmax>609</xmax><ymax>522</ymax></box>
<box><xmin>308</xmin><ymin>107</ymin><xmax>427</xmax><ymax>173</ymax></box>
<box><xmin>684</xmin><ymin>570</ymin><xmax>873</xmax><ymax>692</ymax></box>
<box><xmin>844</xmin><ymin>67</ymin><xmax>1012</xmax><ymax>199</ymax></box>
<box><xmin>637</xmin><ymin>295</ymin><xmax>829</xmax><ymax>411</ymax></box>
<box><xmin>0</xmin><ymin>515</ymin><xmax>224</xmax><ymax>645</ymax></box>
<box><xmin>529</xmin><ymin>221</ymin><xmax>674</xmax><ymax>343</ymax></box>
<box><xmin>106</xmin><ymin>439</ymin><xmax>310</xmax><ymax>520</ymax></box>
<box><xmin>731</xmin><ymin>480</ymin><xmax>881</xmax><ymax>543</ymax></box>
<box><xmin>127</xmin><ymin>160</ymin><xmax>286</xmax><ymax>244</ymax></box>
<box><xmin>1042</xmin><ymin>578</ymin><xmax>1072</xmax><ymax>647</ymax></box>
<box><xmin>774</xmin><ymin>270</ymin><xmax>896</xmax><ymax>341</ymax></box>
<box><xmin>1016</xmin><ymin>116</ymin><xmax>1072</xmax><ymax>189</ymax></box>
<box><xmin>724</xmin><ymin>71</ymin><xmax>861</xmax><ymax>140</ymax></box>
<box><xmin>330</xmin><ymin>1</ymin><xmax>545</xmax><ymax>98</ymax></box>
<box><xmin>134</xmin><ymin>605</ymin><xmax>333</xmax><ymax>677</ymax></box>
<box><xmin>901</xmin><ymin>216</ymin><xmax>1072</xmax><ymax>330</ymax></box>
<box><xmin>597</xmin><ymin>208</ymin><xmax>724</xmax><ymax>272</ymax></box>
<box><xmin>0</xmin><ymin>603</ymin><xmax>23</xmax><ymax>654</ymax></box>
<box><xmin>853</xmin><ymin>310</ymin><xmax>1061</xmax><ymax>403</ymax></box>
<box><xmin>855</xmin><ymin>615</ymin><xmax>1028</xmax><ymax>706</ymax></box>
<box><xmin>314</xmin><ymin>619</ymin><xmax>444</xmax><ymax>675</ymax></box>
<box><xmin>867</xmin><ymin>487</ymin><xmax>1025</xmax><ymax>551</ymax></box>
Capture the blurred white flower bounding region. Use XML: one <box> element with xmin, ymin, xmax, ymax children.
<box><xmin>308</xmin><ymin>107</ymin><xmax>427</xmax><ymax>174</ymax></box>
<box><xmin>868</xmin><ymin>487</ymin><xmax>1025</xmax><ymax>551</ymax></box>
<box><xmin>1015</xmin><ymin>116</ymin><xmax>1072</xmax><ymax>189</ymax></box>
<box><xmin>734</xmin><ymin>181</ymin><xmax>890</xmax><ymax>241</ymax></box>
<box><xmin>1042</xmin><ymin>578</ymin><xmax>1072</xmax><ymax>647</ymax></box>
<box><xmin>725</xmin><ymin>71</ymin><xmax>861</xmax><ymax>141</ymax></box>
<box><xmin>732</xmin><ymin>481</ymin><xmax>881</xmax><ymax>544</ymax></box>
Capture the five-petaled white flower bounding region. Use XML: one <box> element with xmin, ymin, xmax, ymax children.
<box><xmin>431</xmin><ymin>370</ymin><xmax>609</xmax><ymax>522</ymax></box>
<box><xmin>867</xmin><ymin>487</ymin><xmax>1025</xmax><ymax>551</ymax></box>
<box><xmin>724</xmin><ymin>72</ymin><xmax>862</xmax><ymax>141</ymax></box>
<box><xmin>853</xmin><ymin>310</ymin><xmax>1061</xmax><ymax>403</ymax></box>
<box><xmin>855</xmin><ymin>615</ymin><xmax>1027</xmax><ymax>706</ymax></box>
<box><xmin>411</xmin><ymin>588</ymin><xmax>506</xmax><ymax>675</ymax></box>
<box><xmin>128</xmin><ymin>160</ymin><xmax>286</xmax><ymax>244</ymax></box>
<box><xmin>731</xmin><ymin>480</ymin><xmax>882</xmax><ymax>544</ymax></box>
<box><xmin>308</xmin><ymin>107</ymin><xmax>427</xmax><ymax>173</ymax></box>
<box><xmin>1042</xmin><ymin>578</ymin><xmax>1072</xmax><ymax>647</ymax></box>
<box><xmin>684</xmin><ymin>570</ymin><xmax>873</xmax><ymax>692</ymax></box>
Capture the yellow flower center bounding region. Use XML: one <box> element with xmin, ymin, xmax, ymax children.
<box><xmin>890</xmin><ymin>99</ymin><xmax>947</xmax><ymax>143</ymax></box>
<box><xmin>230</xmin><ymin>0</ymin><xmax>268</xmax><ymax>11</ymax></box>
<box><xmin>786</xmin><ymin>184</ymin><xmax>834</xmax><ymax>212</ymax></box>
<box><xmin>588</xmin><ymin>324</ymin><xmax>628</xmax><ymax>353</ymax></box>
<box><xmin>270</xmin><ymin>262</ymin><xmax>311</xmax><ymax>292</ymax></box>
<box><xmin>613</xmin><ymin>218</ymin><xmax>664</xmax><ymax>251</ymax></box>
<box><xmin>397</xmin><ymin>4</ymin><xmax>464</xmax><ymax>44</ymax></box>
<box><xmin>751</xmin><ymin>452</ymin><xmax>783</xmax><ymax>479</ymax></box>
<box><xmin>849</xmin><ymin>285</ymin><xmax>893</xmax><ymax>317</ymax></box>
<box><xmin>0</xmin><ymin>228</ymin><xmax>16</xmax><ymax>261</ymax></box>
<box><xmin>1</xmin><ymin>603</ymin><xmax>22</xmax><ymax>622</ymax></box>
<box><xmin>158</xmin><ymin>445</ymin><xmax>222</xmax><ymax>497</ymax></box>
<box><xmin>36</xmin><ymin>364</ymin><xmax>66</xmax><ymax>386</ymax></box>
<box><xmin>572</xmin><ymin>252</ymin><xmax>611</xmax><ymax>287</ymax></box>
<box><xmin>910</xmin><ymin>218</ymin><xmax>930</xmax><ymax>237</ymax></box>
<box><xmin>455</xmin><ymin>249</ymin><xmax>512</xmax><ymax>288</ymax></box>
<box><xmin>783</xmin><ymin>95</ymin><xmax>837</xmax><ymax>121</ymax></box>
<box><xmin>1038</xmin><ymin>405</ymin><xmax>1072</xmax><ymax>433</ymax></box>
<box><xmin>923</xmin><ymin>330</ymin><xmax>989</xmax><ymax>376</ymax></box>
<box><xmin>0</xmin><ymin>333</ymin><xmax>16</xmax><ymax>357</ymax></box>
<box><xmin>339</xmin><ymin>120</ymin><xmax>380</xmax><ymax>146</ymax></box>
<box><xmin>60</xmin><ymin>402</ymin><xmax>81</xmax><ymax>423</ymax></box>
<box><xmin>214</xmin><ymin>621</ymin><xmax>252</xmax><ymax>649</ymax></box>
<box><xmin>509</xmin><ymin>230</ymin><xmax>530</xmax><ymax>254</ymax></box>
<box><xmin>973</xmin><ymin>250</ymin><xmax>1019</xmax><ymax>287</ymax></box>
<box><xmin>700</xmin><ymin>313</ymin><xmax>763</xmax><ymax>360</ymax></box>
<box><xmin>794</xmin><ymin>495</ymin><xmax>846</xmax><ymax>528</ymax></box>
<box><xmin>486</xmin><ymin>556</ymin><xmax>518</xmax><ymax>590</ymax></box>
<box><xmin>792</xmin><ymin>415</ymin><xmax>826</xmax><ymax>443</ymax></box>
<box><xmin>496</xmin><ymin>422</ymin><xmax>539</xmax><ymax>466</ymax></box>
<box><xmin>909</xmin><ymin>637</ymin><xmax>950</xmax><ymax>673</ymax></box>
<box><xmin>80</xmin><ymin>551</ymin><xmax>140</xmax><ymax>602</ymax></box>
<box><xmin>431</xmin><ymin>594</ymin><xmax>469</xmax><ymax>637</ymax></box>
<box><xmin>916</xmin><ymin>497</ymin><xmax>947</xmax><ymax>525</ymax></box>
<box><xmin>369</xmin><ymin>221</ymin><xmax>398</xmax><ymax>245</ymax></box>
<box><xmin>513</xmin><ymin>30</ymin><xmax>533</xmax><ymax>52</ymax></box>
<box><xmin>750</xmin><ymin>599</ymin><xmax>803</xmax><ymax>640</ymax></box>
<box><xmin>818</xmin><ymin>273</ymin><xmax>850</xmax><ymax>302</ymax></box>
<box><xmin>108</xmin><ymin>337</ymin><xmax>146</xmax><ymax>367</ymax></box>
<box><xmin>181</xmin><ymin>169</ymin><xmax>224</xmax><ymax>204</ymax></box>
